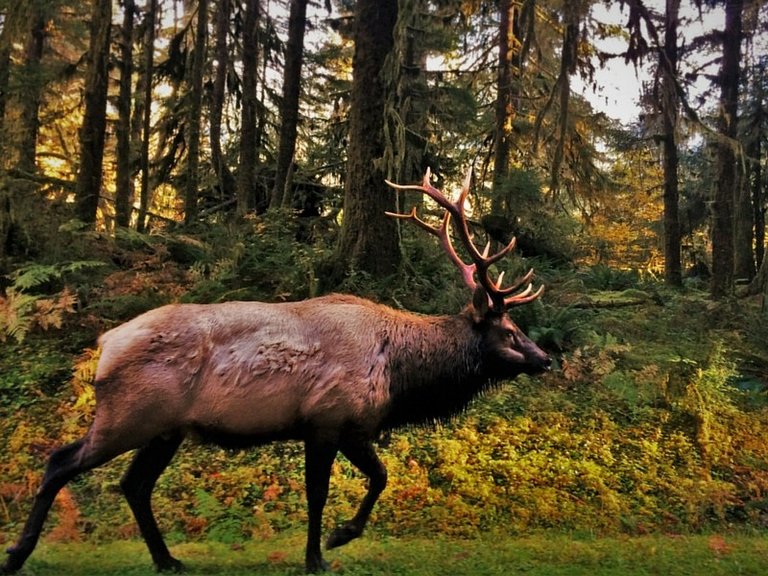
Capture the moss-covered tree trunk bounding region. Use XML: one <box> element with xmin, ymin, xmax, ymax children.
<box><xmin>492</xmin><ymin>0</ymin><xmax>515</xmax><ymax>212</ymax></box>
<box><xmin>661</xmin><ymin>0</ymin><xmax>682</xmax><ymax>286</ymax></box>
<box><xmin>334</xmin><ymin>0</ymin><xmax>400</xmax><ymax>282</ymax></box>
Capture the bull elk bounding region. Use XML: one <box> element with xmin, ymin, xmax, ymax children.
<box><xmin>2</xmin><ymin>170</ymin><xmax>550</xmax><ymax>574</ymax></box>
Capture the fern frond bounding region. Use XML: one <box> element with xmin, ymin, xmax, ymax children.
<box><xmin>60</xmin><ymin>260</ymin><xmax>107</xmax><ymax>274</ymax></box>
<box><xmin>10</xmin><ymin>264</ymin><xmax>58</xmax><ymax>291</ymax></box>
<box><xmin>0</xmin><ymin>289</ymin><xmax>39</xmax><ymax>343</ymax></box>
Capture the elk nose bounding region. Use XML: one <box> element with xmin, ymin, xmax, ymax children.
<box><xmin>533</xmin><ymin>352</ymin><xmax>552</xmax><ymax>372</ymax></box>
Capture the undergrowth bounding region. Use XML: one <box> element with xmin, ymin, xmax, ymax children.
<box><xmin>1</xmin><ymin>225</ymin><xmax>768</xmax><ymax>550</ymax></box>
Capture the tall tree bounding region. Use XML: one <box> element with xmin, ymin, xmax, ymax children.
<box><xmin>493</xmin><ymin>0</ymin><xmax>517</xmax><ymax>202</ymax></box>
<box><xmin>16</xmin><ymin>9</ymin><xmax>46</xmax><ymax>174</ymax></box>
<box><xmin>74</xmin><ymin>0</ymin><xmax>112</xmax><ymax>224</ymax></box>
<box><xmin>115</xmin><ymin>0</ymin><xmax>136</xmax><ymax>228</ymax></box>
<box><xmin>492</xmin><ymin>0</ymin><xmax>539</xmax><ymax>215</ymax></box>
<box><xmin>334</xmin><ymin>0</ymin><xmax>400</xmax><ymax>281</ymax></box>
<box><xmin>237</xmin><ymin>0</ymin><xmax>260</xmax><ymax>217</ymax></box>
<box><xmin>382</xmin><ymin>0</ymin><xmax>430</xmax><ymax>198</ymax></box>
<box><xmin>210</xmin><ymin>0</ymin><xmax>236</xmax><ymax>202</ymax></box>
<box><xmin>0</xmin><ymin>18</ymin><xmax>12</xmax><ymax>159</ymax></box>
<box><xmin>747</xmin><ymin>60</ymin><xmax>766</xmax><ymax>270</ymax></box>
<box><xmin>548</xmin><ymin>0</ymin><xmax>584</xmax><ymax>200</ymax></box>
<box><xmin>271</xmin><ymin>0</ymin><xmax>309</xmax><ymax>209</ymax></box>
<box><xmin>136</xmin><ymin>0</ymin><xmax>156</xmax><ymax>233</ymax></box>
<box><xmin>659</xmin><ymin>0</ymin><xmax>682</xmax><ymax>286</ymax></box>
<box><xmin>710</xmin><ymin>0</ymin><xmax>744</xmax><ymax>299</ymax></box>
<box><xmin>184</xmin><ymin>0</ymin><xmax>208</xmax><ymax>225</ymax></box>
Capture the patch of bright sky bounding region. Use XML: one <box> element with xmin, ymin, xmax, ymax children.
<box><xmin>577</xmin><ymin>1</ymin><xmax>725</xmax><ymax>124</ymax></box>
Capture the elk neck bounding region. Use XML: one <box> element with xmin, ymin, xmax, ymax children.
<box><xmin>381</xmin><ymin>308</ymin><xmax>495</xmax><ymax>429</ymax></box>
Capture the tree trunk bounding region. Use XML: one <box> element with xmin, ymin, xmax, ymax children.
<box><xmin>549</xmin><ymin>0</ymin><xmax>582</xmax><ymax>200</ymax></box>
<box><xmin>0</xmin><ymin>4</ymin><xmax>18</xmax><ymax>161</ymax></box>
<box><xmin>74</xmin><ymin>0</ymin><xmax>112</xmax><ymax>225</ymax></box>
<box><xmin>237</xmin><ymin>0</ymin><xmax>260</xmax><ymax>217</ymax></box>
<box><xmin>734</xmin><ymin>153</ymin><xmax>753</xmax><ymax>281</ymax></box>
<box><xmin>750</xmin><ymin>64</ymin><xmax>765</xmax><ymax>269</ymax></box>
<box><xmin>210</xmin><ymin>0</ymin><xmax>236</xmax><ymax>203</ymax></box>
<box><xmin>334</xmin><ymin>0</ymin><xmax>400</xmax><ymax>281</ymax></box>
<box><xmin>271</xmin><ymin>0</ymin><xmax>309</xmax><ymax>209</ymax></box>
<box><xmin>184</xmin><ymin>0</ymin><xmax>208</xmax><ymax>225</ymax></box>
<box><xmin>115</xmin><ymin>0</ymin><xmax>136</xmax><ymax>228</ymax></box>
<box><xmin>710</xmin><ymin>0</ymin><xmax>743</xmax><ymax>299</ymax></box>
<box><xmin>492</xmin><ymin>0</ymin><xmax>515</xmax><ymax>210</ymax></box>
<box><xmin>661</xmin><ymin>0</ymin><xmax>682</xmax><ymax>286</ymax></box>
<box><xmin>15</xmin><ymin>10</ymin><xmax>47</xmax><ymax>174</ymax></box>
<box><xmin>136</xmin><ymin>0</ymin><xmax>156</xmax><ymax>233</ymax></box>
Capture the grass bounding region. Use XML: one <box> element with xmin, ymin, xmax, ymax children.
<box><xmin>7</xmin><ymin>531</ymin><xmax>768</xmax><ymax>575</ymax></box>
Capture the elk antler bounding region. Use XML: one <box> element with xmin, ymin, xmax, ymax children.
<box><xmin>385</xmin><ymin>168</ymin><xmax>543</xmax><ymax>311</ymax></box>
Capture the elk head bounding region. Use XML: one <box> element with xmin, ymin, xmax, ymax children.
<box><xmin>386</xmin><ymin>168</ymin><xmax>550</xmax><ymax>377</ymax></box>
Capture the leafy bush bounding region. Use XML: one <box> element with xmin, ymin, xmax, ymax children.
<box><xmin>578</xmin><ymin>264</ymin><xmax>642</xmax><ymax>291</ymax></box>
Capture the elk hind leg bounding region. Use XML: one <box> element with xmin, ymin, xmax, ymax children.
<box><xmin>120</xmin><ymin>433</ymin><xmax>184</xmax><ymax>572</ymax></box>
<box><xmin>326</xmin><ymin>440</ymin><xmax>387</xmax><ymax>550</ymax></box>
<box><xmin>2</xmin><ymin>437</ymin><xmax>113</xmax><ymax>574</ymax></box>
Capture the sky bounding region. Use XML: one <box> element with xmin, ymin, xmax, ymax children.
<box><xmin>579</xmin><ymin>1</ymin><xmax>726</xmax><ymax>124</ymax></box>
<box><xmin>303</xmin><ymin>2</ymin><xmax>738</xmax><ymax>126</ymax></box>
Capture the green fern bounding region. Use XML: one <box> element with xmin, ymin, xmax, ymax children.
<box><xmin>9</xmin><ymin>260</ymin><xmax>106</xmax><ymax>292</ymax></box>
<box><xmin>1</xmin><ymin>260</ymin><xmax>99</xmax><ymax>342</ymax></box>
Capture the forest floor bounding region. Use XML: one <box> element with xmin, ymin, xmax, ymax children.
<box><xmin>9</xmin><ymin>530</ymin><xmax>768</xmax><ymax>575</ymax></box>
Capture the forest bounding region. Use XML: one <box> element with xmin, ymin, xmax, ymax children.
<box><xmin>1</xmin><ymin>0</ymin><xmax>768</xmax><ymax>572</ymax></box>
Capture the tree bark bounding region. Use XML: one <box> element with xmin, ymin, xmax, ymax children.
<box><xmin>137</xmin><ymin>0</ymin><xmax>157</xmax><ymax>233</ymax></box>
<box><xmin>184</xmin><ymin>0</ymin><xmax>208</xmax><ymax>225</ymax></box>
<box><xmin>0</xmin><ymin>4</ymin><xmax>19</xmax><ymax>162</ymax></box>
<box><xmin>115</xmin><ymin>0</ymin><xmax>136</xmax><ymax>228</ymax></box>
<box><xmin>16</xmin><ymin>12</ymin><xmax>46</xmax><ymax>174</ymax></box>
<box><xmin>74</xmin><ymin>0</ymin><xmax>112</xmax><ymax>225</ymax></box>
<box><xmin>492</xmin><ymin>0</ymin><xmax>515</xmax><ymax>209</ymax></box>
<box><xmin>237</xmin><ymin>0</ymin><xmax>260</xmax><ymax>217</ymax></box>
<box><xmin>210</xmin><ymin>0</ymin><xmax>236</xmax><ymax>203</ymax></box>
<box><xmin>334</xmin><ymin>0</ymin><xmax>400</xmax><ymax>281</ymax></box>
<box><xmin>661</xmin><ymin>0</ymin><xmax>682</xmax><ymax>286</ymax></box>
<box><xmin>271</xmin><ymin>0</ymin><xmax>309</xmax><ymax>209</ymax></box>
<box><xmin>710</xmin><ymin>0</ymin><xmax>743</xmax><ymax>299</ymax></box>
<box><xmin>549</xmin><ymin>0</ymin><xmax>582</xmax><ymax>201</ymax></box>
<box><xmin>750</xmin><ymin>63</ymin><xmax>765</xmax><ymax>270</ymax></box>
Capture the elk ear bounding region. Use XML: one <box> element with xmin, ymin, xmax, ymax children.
<box><xmin>471</xmin><ymin>285</ymin><xmax>490</xmax><ymax>322</ymax></box>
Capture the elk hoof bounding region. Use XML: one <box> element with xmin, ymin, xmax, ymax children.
<box><xmin>155</xmin><ymin>557</ymin><xmax>185</xmax><ymax>573</ymax></box>
<box><xmin>2</xmin><ymin>547</ymin><xmax>24</xmax><ymax>574</ymax></box>
<box><xmin>305</xmin><ymin>555</ymin><xmax>329</xmax><ymax>573</ymax></box>
<box><xmin>326</xmin><ymin>524</ymin><xmax>361</xmax><ymax>549</ymax></box>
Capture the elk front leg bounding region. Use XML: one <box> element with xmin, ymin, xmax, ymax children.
<box><xmin>303</xmin><ymin>440</ymin><xmax>338</xmax><ymax>573</ymax></box>
<box><xmin>326</xmin><ymin>440</ymin><xmax>387</xmax><ymax>549</ymax></box>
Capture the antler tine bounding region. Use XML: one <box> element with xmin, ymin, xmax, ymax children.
<box><xmin>493</xmin><ymin>268</ymin><xmax>535</xmax><ymax>297</ymax></box>
<box><xmin>504</xmin><ymin>284</ymin><xmax>545</xmax><ymax>307</ymax></box>
<box><xmin>386</xmin><ymin>169</ymin><xmax>544</xmax><ymax>309</ymax></box>
<box><xmin>384</xmin><ymin>204</ymin><xmax>478</xmax><ymax>292</ymax></box>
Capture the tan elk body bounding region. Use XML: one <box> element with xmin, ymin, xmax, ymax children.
<box><xmin>2</xmin><ymin>171</ymin><xmax>550</xmax><ymax>574</ymax></box>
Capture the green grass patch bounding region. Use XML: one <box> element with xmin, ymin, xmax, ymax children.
<box><xmin>11</xmin><ymin>532</ymin><xmax>768</xmax><ymax>575</ymax></box>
